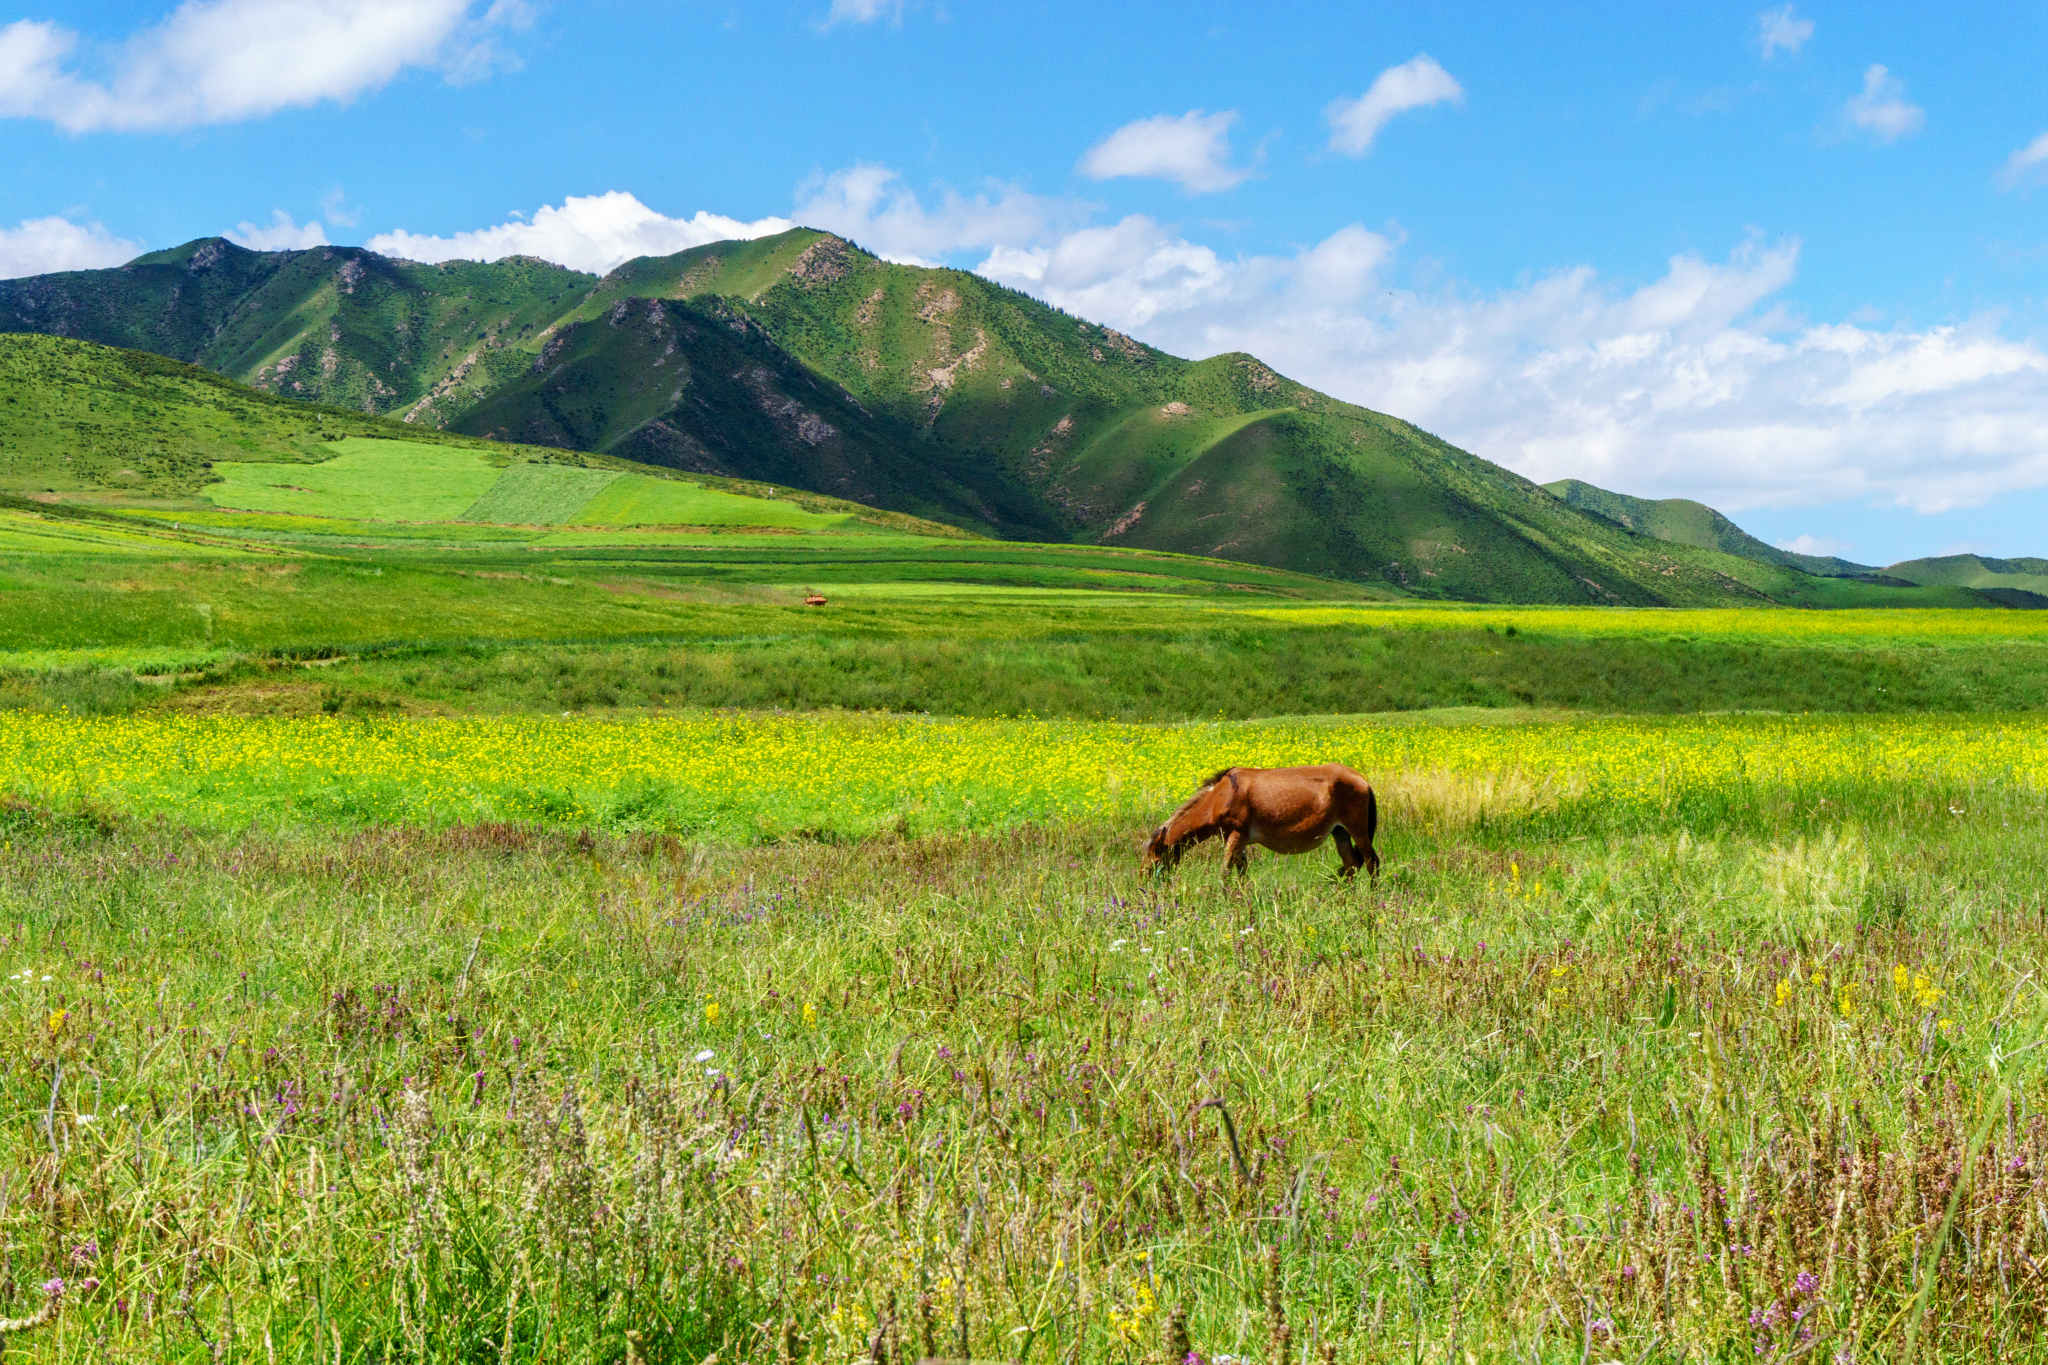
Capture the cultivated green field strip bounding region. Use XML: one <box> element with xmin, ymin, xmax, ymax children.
<box><xmin>113</xmin><ymin>507</ymin><xmax>542</xmax><ymax>542</ymax></box>
<box><xmin>204</xmin><ymin>438</ymin><xmax>502</xmax><ymax>521</ymax></box>
<box><xmin>1247</xmin><ymin>602</ymin><xmax>2048</xmax><ymax>643</ymax></box>
<box><xmin>0</xmin><ymin>507</ymin><xmax>248</xmax><ymax>557</ymax></box>
<box><xmin>460</xmin><ymin>462</ymin><xmax>620</xmax><ymax>524</ymax></box>
<box><xmin>569</xmin><ymin>474</ymin><xmax>852</xmax><ymax>529</ymax></box>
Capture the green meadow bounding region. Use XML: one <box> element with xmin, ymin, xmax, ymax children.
<box><xmin>6</xmin><ymin>433</ymin><xmax>2048</xmax><ymax>1363</ymax></box>
<box><xmin>4</xmin><ymin>723</ymin><xmax>2047</xmax><ymax>1363</ymax></box>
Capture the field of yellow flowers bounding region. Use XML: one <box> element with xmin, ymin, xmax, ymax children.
<box><xmin>2</xmin><ymin>708</ymin><xmax>2042</xmax><ymax>838</ymax></box>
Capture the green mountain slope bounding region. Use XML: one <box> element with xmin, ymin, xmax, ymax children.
<box><xmin>0</xmin><ymin>231</ymin><xmax>2017</xmax><ymax>606</ymax></box>
<box><xmin>1544</xmin><ymin>478</ymin><xmax>1872</xmax><ymax>576</ymax></box>
<box><xmin>0</xmin><ymin>333</ymin><xmax>963</xmax><ymax>538</ymax></box>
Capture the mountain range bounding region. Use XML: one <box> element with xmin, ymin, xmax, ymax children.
<box><xmin>2</xmin><ymin>227</ymin><xmax>2039</xmax><ymax>607</ymax></box>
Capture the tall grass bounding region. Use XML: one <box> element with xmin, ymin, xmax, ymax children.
<box><xmin>1</xmin><ymin>769</ymin><xmax>2045</xmax><ymax>1361</ymax></box>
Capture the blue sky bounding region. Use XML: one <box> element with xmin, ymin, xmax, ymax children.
<box><xmin>4</xmin><ymin>1</ymin><xmax>2047</xmax><ymax>565</ymax></box>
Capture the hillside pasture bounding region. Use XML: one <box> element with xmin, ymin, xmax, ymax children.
<box><xmin>459</xmin><ymin>462</ymin><xmax>622</xmax><ymax>525</ymax></box>
<box><xmin>205</xmin><ymin>438</ymin><xmax>502</xmax><ymax>521</ymax></box>
<box><xmin>569</xmin><ymin>474</ymin><xmax>854</xmax><ymax>530</ymax></box>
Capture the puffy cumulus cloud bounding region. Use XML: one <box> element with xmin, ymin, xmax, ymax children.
<box><xmin>1757</xmin><ymin>6</ymin><xmax>1813</xmax><ymax>58</ymax></box>
<box><xmin>1998</xmin><ymin>131</ymin><xmax>2048</xmax><ymax>190</ymax></box>
<box><xmin>791</xmin><ymin>164</ymin><xmax>1080</xmax><ymax>266</ymax></box>
<box><xmin>1844</xmin><ymin>64</ymin><xmax>1924</xmax><ymax>143</ymax></box>
<box><xmin>1325</xmin><ymin>55</ymin><xmax>1463</xmax><ymax>156</ymax></box>
<box><xmin>366</xmin><ymin>192</ymin><xmax>795</xmax><ymax>275</ymax></box>
<box><xmin>227</xmin><ymin>210</ymin><xmax>328</xmax><ymax>251</ymax></box>
<box><xmin>1077</xmin><ymin>110</ymin><xmax>1252</xmax><ymax>194</ymax></box>
<box><xmin>980</xmin><ymin>226</ymin><xmax>2048</xmax><ymax>515</ymax></box>
<box><xmin>982</xmin><ymin>219</ymin><xmax>1390</xmax><ymax>333</ymax></box>
<box><xmin>0</xmin><ymin>0</ymin><xmax>525</xmax><ymax>134</ymax></box>
<box><xmin>0</xmin><ymin>215</ymin><xmax>144</xmax><ymax>278</ymax></box>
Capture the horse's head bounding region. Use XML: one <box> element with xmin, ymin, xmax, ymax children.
<box><xmin>1139</xmin><ymin>824</ymin><xmax>1179</xmax><ymax>874</ymax></box>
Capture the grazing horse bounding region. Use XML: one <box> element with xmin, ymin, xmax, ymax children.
<box><xmin>1140</xmin><ymin>764</ymin><xmax>1380</xmax><ymax>880</ymax></box>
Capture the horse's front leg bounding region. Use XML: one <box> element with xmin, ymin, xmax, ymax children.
<box><xmin>1222</xmin><ymin>829</ymin><xmax>1250</xmax><ymax>878</ymax></box>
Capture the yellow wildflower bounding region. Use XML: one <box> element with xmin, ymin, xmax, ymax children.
<box><xmin>704</xmin><ymin>1000</ymin><xmax>721</xmax><ymax>1025</ymax></box>
<box><xmin>47</xmin><ymin>1009</ymin><xmax>68</xmax><ymax>1036</ymax></box>
<box><xmin>803</xmin><ymin>1001</ymin><xmax>818</xmax><ymax>1027</ymax></box>
<box><xmin>1774</xmin><ymin>978</ymin><xmax>1793</xmax><ymax>1008</ymax></box>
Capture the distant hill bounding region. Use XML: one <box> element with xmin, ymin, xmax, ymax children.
<box><xmin>1544</xmin><ymin>479</ymin><xmax>1872</xmax><ymax>577</ymax></box>
<box><xmin>0</xmin><ymin>232</ymin><xmax>2020</xmax><ymax>607</ymax></box>
<box><xmin>1545</xmin><ymin>479</ymin><xmax>2047</xmax><ymax>606</ymax></box>
<box><xmin>1884</xmin><ymin>554</ymin><xmax>2048</xmax><ymax>607</ymax></box>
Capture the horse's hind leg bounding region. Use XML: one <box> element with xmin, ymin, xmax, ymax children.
<box><xmin>1333</xmin><ymin>826</ymin><xmax>1362</xmax><ymax>879</ymax></box>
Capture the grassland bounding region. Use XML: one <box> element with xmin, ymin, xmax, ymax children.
<box><xmin>568</xmin><ymin>475</ymin><xmax>853</xmax><ymax>531</ymax></box>
<box><xmin>2</xmin><ymin>714</ymin><xmax>2046</xmax><ymax>1363</ymax></box>
<box><xmin>207</xmin><ymin>440</ymin><xmax>506</xmax><ymax>521</ymax></box>
<box><xmin>7</xmin><ymin>415</ymin><xmax>2048</xmax><ymax>1362</ymax></box>
<box><xmin>7</xmin><ymin>525</ymin><xmax>2048</xmax><ymax>722</ymax></box>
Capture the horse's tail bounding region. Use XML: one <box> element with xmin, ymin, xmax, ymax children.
<box><xmin>1364</xmin><ymin>783</ymin><xmax>1378</xmax><ymax>842</ymax></box>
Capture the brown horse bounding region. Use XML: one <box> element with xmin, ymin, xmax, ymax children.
<box><xmin>1140</xmin><ymin>764</ymin><xmax>1380</xmax><ymax>880</ymax></box>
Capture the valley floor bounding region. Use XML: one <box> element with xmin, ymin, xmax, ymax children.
<box><xmin>4</xmin><ymin>529</ymin><xmax>2048</xmax><ymax>1362</ymax></box>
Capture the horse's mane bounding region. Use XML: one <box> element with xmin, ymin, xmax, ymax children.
<box><xmin>1163</xmin><ymin>767</ymin><xmax>1237</xmax><ymax>827</ymax></box>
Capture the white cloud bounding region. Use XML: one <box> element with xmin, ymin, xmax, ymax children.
<box><xmin>0</xmin><ymin>215</ymin><xmax>144</xmax><ymax>278</ymax></box>
<box><xmin>1843</xmin><ymin>64</ymin><xmax>1924</xmax><ymax>143</ymax></box>
<box><xmin>792</xmin><ymin>164</ymin><xmax>1079</xmax><ymax>265</ymax></box>
<box><xmin>821</xmin><ymin>0</ymin><xmax>900</xmax><ymax>25</ymax></box>
<box><xmin>1777</xmin><ymin>533</ymin><xmax>1855</xmax><ymax>557</ymax></box>
<box><xmin>227</xmin><ymin>210</ymin><xmax>328</xmax><ymax>251</ymax></box>
<box><xmin>367</xmin><ymin>192</ymin><xmax>795</xmax><ymax>275</ymax></box>
<box><xmin>1077</xmin><ymin>110</ymin><xmax>1252</xmax><ymax>194</ymax></box>
<box><xmin>319</xmin><ymin>187</ymin><xmax>362</xmax><ymax>228</ymax></box>
<box><xmin>983</xmin><ymin>218</ymin><xmax>1391</xmax><ymax>331</ymax></box>
<box><xmin>1757</xmin><ymin>6</ymin><xmax>1813</xmax><ymax>58</ymax></box>
<box><xmin>979</xmin><ymin>225</ymin><xmax>2048</xmax><ymax>516</ymax></box>
<box><xmin>1325</xmin><ymin>55</ymin><xmax>1463</xmax><ymax>156</ymax></box>
<box><xmin>1998</xmin><ymin>131</ymin><xmax>2048</xmax><ymax>190</ymax></box>
<box><xmin>0</xmin><ymin>0</ymin><xmax>524</xmax><ymax>134</ymax></box>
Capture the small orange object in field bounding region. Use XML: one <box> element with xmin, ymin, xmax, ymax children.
<box><xmin>804</xmin><ymin>593</ymin><xmax>828</xmax><ymax>607</ymax></box>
